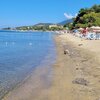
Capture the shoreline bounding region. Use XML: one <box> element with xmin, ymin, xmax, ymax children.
<box><xmin>2</xmin><ymin>52</ymin><xmax>55</xmax><ymax>100</ymax></box>
<box><xmin>2</xmin><ymin>32</ymin><xmax>57</xmax><ymax>100</ymax></box>
<box><xmin>3</xmin><ymin>33</ymin><xmax>100</xmax><ymax>100</ymax></box>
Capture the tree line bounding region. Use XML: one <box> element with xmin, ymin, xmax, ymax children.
<box><xmin>66</xmin><ymin>4</ymin><xmax>100</xmax><ymax>29</ymax></box>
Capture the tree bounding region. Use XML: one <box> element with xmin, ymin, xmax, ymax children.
<box><xmin>72</xmin><ymin>4</ymin><xmax>100</xmax><ymax>28</ymax></box>
<box><xmin>91</xmin><ymin>4</ymin><xmax>100</xmax><ymax>13</ymax></box>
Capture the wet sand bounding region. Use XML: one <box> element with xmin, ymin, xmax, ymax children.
<box><xmin>3</xmin><ymin>33</ymin><xmax>100</xmax><ymax>100</ymax></box>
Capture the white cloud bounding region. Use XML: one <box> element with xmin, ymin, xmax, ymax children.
<box><xmin>75</xmin><ymin>13</ymin><xmax>78</xmax><ymax>17</ymax></box>
<box><xmin>64</xmin><ymin>13</ymin><xmax>77</xmax><ymax>19</ymax></box>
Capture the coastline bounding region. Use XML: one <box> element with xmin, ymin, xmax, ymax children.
<box><xmin>3</xmin><ymin>33</ymin><xmax>100</xmax><ymax>100</ymax></box>
<box><xmin>2</xmin><ymin>52</ymin><xmax>56</xmax><ymax>100</ymax></box>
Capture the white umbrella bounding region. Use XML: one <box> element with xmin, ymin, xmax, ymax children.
<box><xmin>93</xmin><ymin>30</ymin><xmax>100</xmax><ymax>32</ymax></box>
<box><xmin>91</xmin><ymin>26</ymin><xmax>100</xmax><ymax>30</ymax></box>
<box><xmin>78</xmin><ymin>28</ymin><xmax>84</xmax><ymax>31</ymax></box>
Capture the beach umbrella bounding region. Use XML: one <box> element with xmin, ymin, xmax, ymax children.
<box><xmin>93</xmin><ymin>30</ymin><xmax>100</xmax><ymax>32</ymax></box>
<box><xmin>78</xmin><ymin>28</ymin><xmax>84</xmax><ymax>30</ymax></box>
<box><xmin>90</xmin><ymin>26</ymin><xmax>100</xmax><ymax>30</ymax></box>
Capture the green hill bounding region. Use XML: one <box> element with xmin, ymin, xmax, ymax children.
<box><xmin>72</xmin><ymin>4</ymin><xmax>100</xmax><ymax>29</ymax></box>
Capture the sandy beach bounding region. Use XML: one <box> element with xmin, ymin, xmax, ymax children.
<box><xmin>3</xmin><ymin>33</ymin><xmax>100</xmax><ymax>100</ymax></box>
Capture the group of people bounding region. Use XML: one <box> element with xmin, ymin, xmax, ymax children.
<box><xmin>73</xmin><ymin>28</ymin><xmax>100</xmax><ymax>40</ymax></box>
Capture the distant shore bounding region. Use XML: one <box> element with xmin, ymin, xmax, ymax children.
<box><xmin>0</xmin><ymin>29</ymin><xmax>55</xmax><ymax>33</ymax></box>
<box><xmin>3</xmin><ymin>33</ymin><xmax>100</xmax><ymax>100</ymax></box>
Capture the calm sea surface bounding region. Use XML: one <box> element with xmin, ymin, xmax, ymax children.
<box><xmin>0</xmin><ymin>31</ymin><xmax>56</xmax><ymax>99</ymax></box>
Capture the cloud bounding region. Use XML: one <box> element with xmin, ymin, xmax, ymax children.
<box><xmin>64</xmin><ymin>13</ymin><xmax>73</xmax><ymax>19</ymax></box>
<box><xmin>64</xmin><ymin>13</ymin><xmax>77</xmax><ymax>19</ymax></box>
<box><xmin>75</xmin><ymin>13</ymin><xmax>78</xmax><ymax>17</ymax></box>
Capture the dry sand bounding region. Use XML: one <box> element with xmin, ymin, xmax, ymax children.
<box><xmin>3</xmin><ymin>33</ymin><xmax>100</xmax><ymax>100</ymax></box>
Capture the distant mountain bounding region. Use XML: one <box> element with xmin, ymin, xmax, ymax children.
<box><xmin>34</xmin><ymin>23</ymin><xmax>54</xmax><ymax>26</ymax></box>
<box><xmin>58</xmin><ymin>19</ymin><xmax>73</xmax><ymax>25</ymax></box>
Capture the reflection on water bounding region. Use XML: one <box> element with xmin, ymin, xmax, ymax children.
<box><xmin>0</xmin><ymin>31</ymin><xmax>56</xmax><ymax>99</ymax></box>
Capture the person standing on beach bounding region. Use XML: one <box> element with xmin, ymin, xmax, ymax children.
<box><xmin>82</xmin><ymin>28</ymin><xmax>87</xmax><ymax>38</ymax></box>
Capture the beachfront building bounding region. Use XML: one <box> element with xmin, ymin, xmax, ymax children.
<box><xmin>49</xmin><ymin>24</ymin><xmax>63</xmax><ymax>28</ymax></box>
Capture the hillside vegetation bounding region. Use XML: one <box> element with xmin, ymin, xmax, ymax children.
<box><xmin>69</xmin><ymin>5</ymin><xmax>100</xmax><ymax>29</ymax></box>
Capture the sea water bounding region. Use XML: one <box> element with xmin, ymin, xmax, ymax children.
<box><xmin>0</xmin><ymin>31</ymin><xmax>56</xmax><ymax>99</ymax></box>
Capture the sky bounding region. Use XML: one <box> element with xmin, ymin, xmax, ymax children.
<box><xmin>0</xmin><ymin>0</ymin><xmax>100</xmax><ymax>27</ymax></box>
